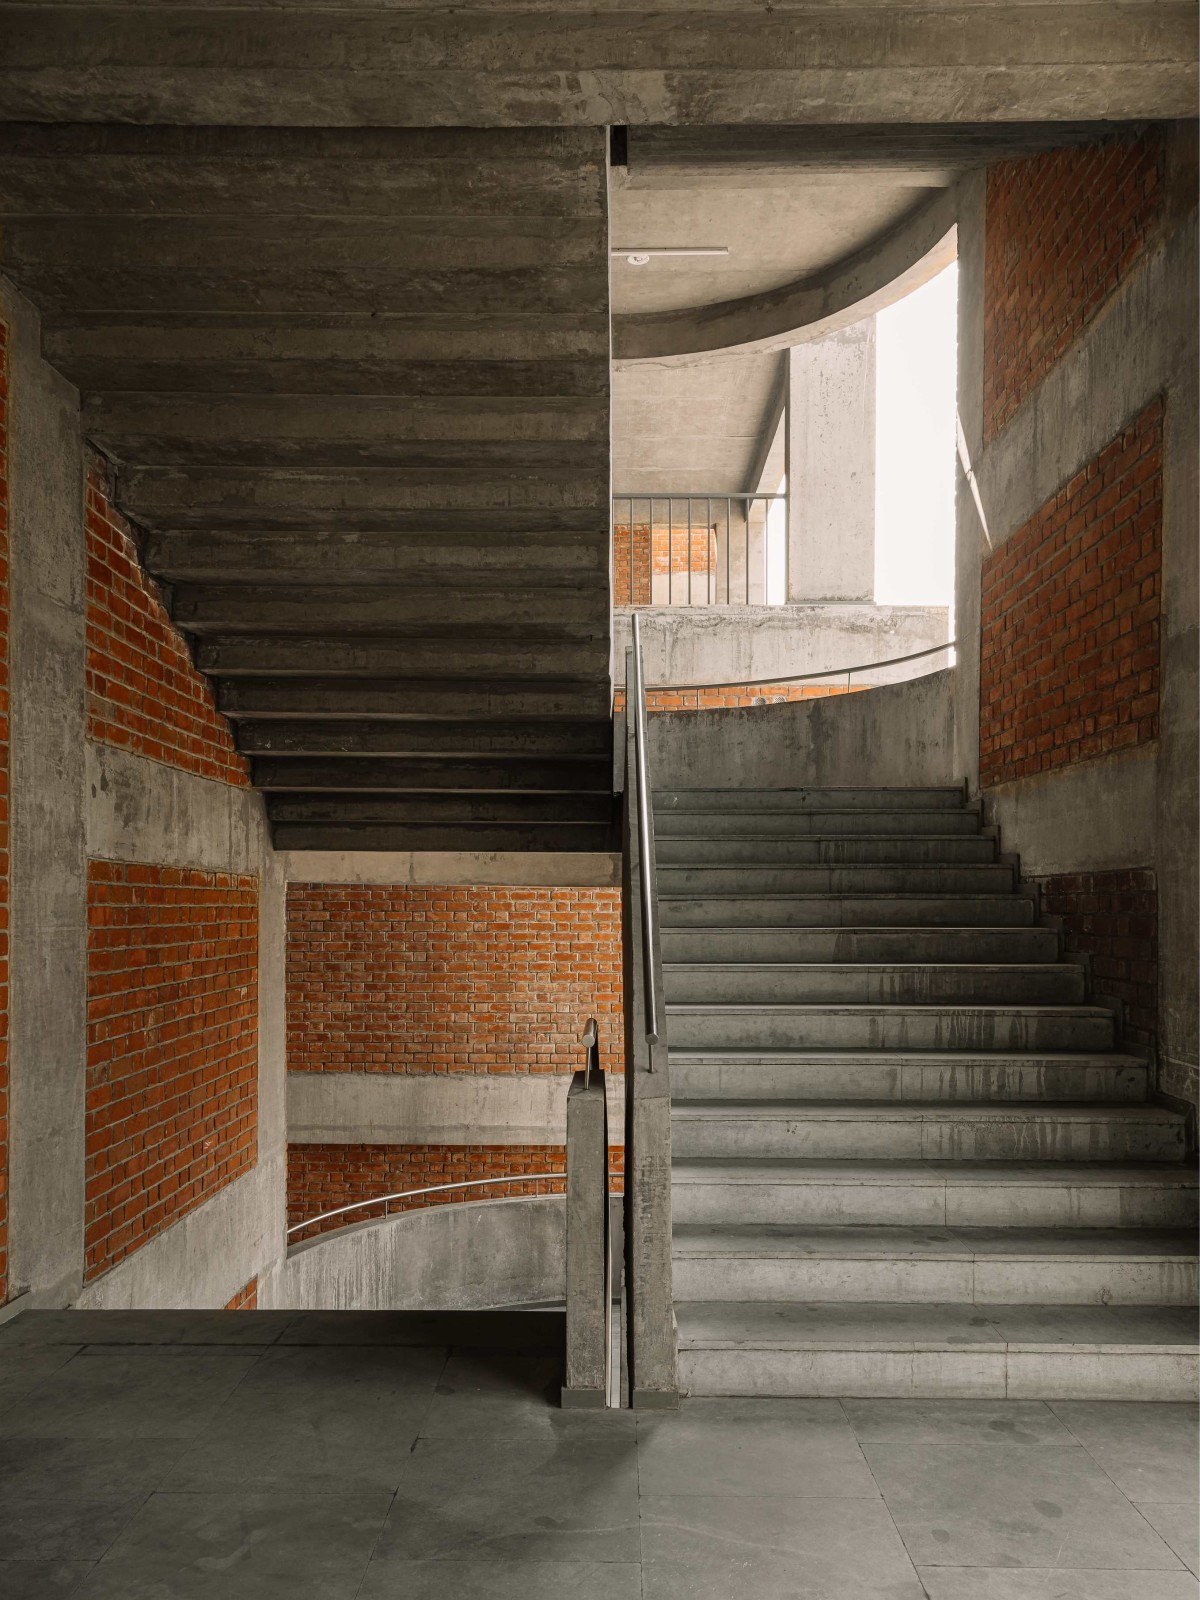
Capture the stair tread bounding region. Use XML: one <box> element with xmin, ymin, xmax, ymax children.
<box><xmin>671</xmin><ymin>1224</ymin><xmax>1198</xmax><ymax>1261</ymax></box>
<box><xmin>671</xmin><ymin>1100</ymin><xmax>1183</xmax><ymax>1122</ymax></box>
<box><xmin>674</xmin><ymin>1300</ymin><xmax>1200</xmax><ymax>1351</ymax></box>
<box><xmin>671</xmin><ymin>1159</ymin><xmax>1199</xmax><ymax>1187</ymax></box>
<box><xmin>668</xmin><ymin>1049</ymin><xmax>1145</xmax><ymax>1065</ymax></box>
<box><xmin>665</xmin><ymin>962</ymin><xmax>1072</xmax><ymax>973</ymax></box>
<box><xmin>667</xmin><ymin>1002</ymin><xmax>1111</xmax><ymax>1016</ymax></box>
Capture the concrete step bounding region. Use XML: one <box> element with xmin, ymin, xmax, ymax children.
<box><xmin>664</xmin><ymin>963</ymin><xmax>1086</xmax><ymax>1007</ymax></box>
<box><xmin>666</xmin><ymin>1003</ymin><xmax>1115</xmax><ymax>1053</ymax></box>
<box><xmin>660</xmin><ymin>895</ymin><xmax>1037</xmax><ymax>929</ymax></box>
<box><xmin>656</xmin><ymin>864</ymin><xmax>1017</xmax><ymax>895</ymax></box>
<box><xmin>671</xmin><ymin>1159</ymin><xmax>1199</xmax><ymax>1228</ymax></box>
<box><xmin>660</xmin><ymin>926</ymin><xmax>1059</xmax><ymax>964</ymax></box>
<box><xmin>656</xmin><ymin>787</ymin><xmax>968</xmax><ymax>812</ymax></box>
<box><xmin>670</xmin><ymin>1101</ymin><xmax>1186</xmax><ymax>1162</ymax></box>
<box><xmin>675</xmin><ymin>1301</ymin><xmax>1200</xmax><ymax>1399</ymax></box>
<box><xmin>671</xmin><ymin>1224</ymin><xmax>1199</xmax><ymax>1306</ymax></box>
<box><xmin>655</xmin><ymin>809</ymin><xmax>983</xmax><ymax>839</ymax></box>
<box><xmin>656</xmin><ymin>835</ymin><xmax>998</xmax><ymax>866</ymax></box>
<box><xmin>668</xmin><ymin>1050</ymin><xmax>1148</xmax><ymax>1103</ymax></box>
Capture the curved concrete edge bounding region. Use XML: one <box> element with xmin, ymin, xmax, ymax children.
<box><xmin>613</xmin><ymin>190</ymin><xmax>957</xmax><ymax>362</ymax></box>
<box><xmin>259</xmin><ymin>1194</ymin><xmax>567</xmax><ymax>1312</ymax></box>
<box><xmin>649</xmin><ymin>666</ymin><xmax>959</xmax><ymax>791</ymax></box>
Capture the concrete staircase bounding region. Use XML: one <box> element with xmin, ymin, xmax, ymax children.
<box><xmin>658</xmin><ymin>785</ymin><xmax>1199</xmax><ymax>1400</ymax></box>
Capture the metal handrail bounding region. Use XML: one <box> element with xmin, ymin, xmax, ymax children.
<box><xmin>288</xmin><ymin>1171</ymin><xmax>622</xmax><ymax>1240</ymax></box>
<box><xmin>642</xmin><ymin>637</ymin><xmax>956</xmax><ymax>694</ymax></box>
<box><xmin>629</xmin><ymin>612</ymin><xmax>660</xmax><ymax>1045</ymax></box>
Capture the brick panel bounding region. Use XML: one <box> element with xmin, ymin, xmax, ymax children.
<box><xmin>287</xmin><ymin>1141</ymin><xmax>624</xmax><ymax>1242</ymax></box>
<box><xmin>613</xmin><ymin>522</ymin><xmax>720</xmax><ymax>606</ymax></box>
<box><xmin>0</xmin><ymin>321</ymin><xmax>8</xmax><ymax>1304</ymax></box>
<box><xmin>286</xmin><ymin>885</ymin><xmax>621</xmax><ymax>1075</ymax></box>
<box><xmin>224</xmin><ymin>1277</ymin><xmax>258</xmax><ymax>1310</ymax></box>
<box><xmin>983</xmin><ymin>131</ymin><xmax>1164</xmax><ymax>441</ymax></box>
<box><xmin>614</xmin><ymin>683</ymin><xmax>864</xmax><ymax>713</ymax></box>
<box><xmin>86</xmin><ymin>468</ymin><xmax>248</xmax><ymax>786</ymax></box>
<box><xmin>1038</xmin><ymin>869</ymin><xmax>1157</xmax><ymax>1046</ymax></box>
<box><xmin>979</xmin><ymin>400</ymin><xmax>1162</xmax><ymax>789</ymax></box>
<box><xmin>86</xmin><ymin>861</ymin><xmax>259</xmax><ymax>1280</ymax></box>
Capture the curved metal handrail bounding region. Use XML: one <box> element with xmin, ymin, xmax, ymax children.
<box><xmin>642</xmin><ymin>637</ymin><xmax>956</xmax><ymax>695</ymax></box>
<box><xmin>287</xmin><ymin>1172</ymin><xmax>620</xmax><ymax>1240</ymax></box>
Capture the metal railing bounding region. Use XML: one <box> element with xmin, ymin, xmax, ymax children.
<box><xmin>641</xmin><ymin>638</ymin><xmax>958</xmax><ymax>699</ymax></box>
<box><xmin>620</xmin><ymin>611</ymin><xmax>678</xmax><ymax>1406</ymax></box>
<box><xmin>612</xmin><ymin>493</ymin><xmax>787</xmax><ymax>607</ymax></box>
<box><xmin>286</xmin><ymin>1175</ymin><xmax>567</xmax><ymax>1239</ymax></box>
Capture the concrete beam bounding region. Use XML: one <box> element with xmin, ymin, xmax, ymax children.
<box><xmin>218</xmin><ymin>676</ymin><xmax>612</xmax><ymax>722</ymax></box>
<box><xmin>235</xmin><ymin>718</ymin><xmax>613</xmax><ymax>758</ymax></box>
<box><xmin>252</xmin><ymin>754</ymin><xmax>611</xmax><ymax>792</ymax></box>
<box><xmin>170</xmin><ymin>584</ymin><xmax>609</xmax><ymax>637</ymax></box>
<box><xmin>193</xmin><ymin>634</ymin><xmax>610</xmax><ymax>680</ymax></box>
<box><xmin>267</xmin><ymin>792</ymin><xmax>614</xmax><ymax>825</ymax></box>
<box><xmin>280</xmin><ymin>848</ymin><xmax>620</xmax><ymax>886</ymax></box>
<box><xmin>272</xmin><ymin>822</ymin><xmax>616</xmax><ymax>853</ymax></box>
<box><xmin>0</xmin><ymin>6</ymin><xmax>1192</xmax><ymax>126</ymax></box>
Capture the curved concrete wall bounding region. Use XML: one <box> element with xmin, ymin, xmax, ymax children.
<box><xmin>259</xmin><ymin>1195</ymin><xmax>567</xmax><ymax>1312</ymax></box>
<box><xmin>649</xmin><ymin>666</ymin><xmax>960</xmax><ymax>791</ymax></box>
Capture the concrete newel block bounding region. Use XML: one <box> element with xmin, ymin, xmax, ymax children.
<box><xmin>562</xmin><ymin>1066</ymin><xmax>610</xmax><ymax>1409</ymax></box>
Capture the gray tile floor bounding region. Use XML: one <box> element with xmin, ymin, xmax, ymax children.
<box><xmin>0</xmin><ymin>1310</ymin><xmax>1195</xmax><ymax>1599</ymax></box>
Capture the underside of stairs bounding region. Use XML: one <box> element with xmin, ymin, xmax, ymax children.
<box><xmin>658</xmin><ymin>784</ymin><xmax>1199</xmax><ymax>1400</ymax></box>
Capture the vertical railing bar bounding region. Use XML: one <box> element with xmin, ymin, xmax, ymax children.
<box><xmin>725</xmin><ymin>497</ymin><xmax>730</xmax><ymax>606</ymax></box>
<box><xmin>630</xmin><ymin>613</ymin><xmax>660</xmax><ymax>1047</ymax></box>
<box><xmin>687</xmin><ymin>498</ymin><xmax>692</xmax><ymax>607</ymax></box>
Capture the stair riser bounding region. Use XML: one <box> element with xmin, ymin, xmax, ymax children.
<box><xmin>657</xmin><ymin>838</ymin><xmax>998</xmax><ymax>865</ymax></box>
<box><xmin>678</xmin><ymin>1348</ymin><xmax>1199</xmax><ymax>1401</ymax></box>
<box><xmin>671</xmin><ymin>1119</ymin><xmax>1185</xmax><ymax>1163</ymax></box>
<box><xmin>670</xmin><ymin>1060</ymin><xmax>1147</xmax><ymax>1102</ymax></box>
<box><xmin>667</xmin><ymin>1013</ymin><xmax>1115</xmax><ymax>1052</ymax></box>
<box><xmin>656</xmin><ymin>788</ymin><xmax>967</xmax><ymax>812</ymax></box>
<box><xmin>662</xmin><ymin>930</ymin><xmax>1060</xmax><ymax>964</ymax></box>
<box><xmin>665</xmin><ymin>969</ymin><xmax>1086</xmax><ymax>1006</ymax></box>
<box><xmin>656</xmin><ymin>811</ymin><xmax>983</xmax><ymax>838</ymax></box>
<box><xmin>659</xmin><ymin>866</ymin><xmax>1016</xmax><ymax>895</ymax></box>
<box><xmin>671</xmin><ymin>1183</ymin><xmax>1199</xmax><ymax>1230</ymax></box>
<box><xmin>661</xmin><ymin>898</ymin><xmax>1036</xmax><ymax>928</ymax></box>
<box><xmin>672</xmin><ymin>1255</ymin><xmax>1198</xmax><ymax>1306</ymax></box>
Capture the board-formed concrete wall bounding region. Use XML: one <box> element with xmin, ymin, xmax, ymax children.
<box><xmin>648</xmin><ymin>666</ymin><xmax>959</xmax><ymax>792</ymax></box>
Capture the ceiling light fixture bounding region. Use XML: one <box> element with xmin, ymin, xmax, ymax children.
<box><xmin>613</xmin><ymin>246</ymin><xmax>730</xmax><ymax>266</ymax></box>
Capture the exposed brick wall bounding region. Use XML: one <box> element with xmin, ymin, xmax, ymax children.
<box><xmin>286</xmin><ymin>885</ymin><xmax>621</xmax><ymax>1075</ymax></box>
<box><xmin>86</xmin><ymin>467</ymin><xmax>249</xmax><ymax>786</ymax></box>
<box><xmin>613</xmin><ymin>522</ymin><xmax>719</xmax><ymax>606</ymax></box>
<box><xmin>983</xmin><ymin>131</ymin><xmax>1165</xmax><ymax>442</ymax></box>
<box><xmin>287</xmin><ymin>1141</ymin><xmax>624</xmax><ymax>1241</ymax></box>
<box><xmin>979</xmin><ymin>400</ymin><xmax>1162</xmax><ymax>789</ymax></box>
<box><xmin>1038</xmin><ymin>869</ymin><xmax>1157</xmax><ymax>1047</ymax></box>
<box><xmin>614</xmin><ymin>682</ymin><xmax>864</xmax><ymax>713</ymax></box>
<box><xmin>0</xmin><ymin>320</ymin><xmax>8</xmax><ymax>1304</ymax></box>
<box><xmin>225</xmin><ymin>1276</ymin><xmax>258</xmax><ymax>1310</ymax></box>
<box><xmin>86</xmin><ymin>861</ymin><xmax>259</xmax><ymax>1280</ymax></box>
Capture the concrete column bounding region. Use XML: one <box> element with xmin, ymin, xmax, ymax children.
<box><xmin>562</xmin><ymin>1064</ymin><xmax>610</xmax><ymax>1409</ymax></box>
<box><xmin>785</xmin><ymin>318</ymin><xmax>877</xmax><ymax>602</ymax></box>
<box><xmin>2</xmin><ymin>278</ymin><xmax>87</xmax><ymax>1308</ymax></box>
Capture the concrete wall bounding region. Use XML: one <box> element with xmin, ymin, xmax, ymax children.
<box><xmin>649</xmin><ymin>666</ymin><xmax>959</xmax><ymax>791</ymax></box>
<box><xmin>954</xmin><ymin>129</ymin><xmax>1198</xmax><ymax>1116</ymax></box>
<box><xmin>0</xmin><ymin>274</ymin><xmax>286</xmax><ymax>1314</ymax></box>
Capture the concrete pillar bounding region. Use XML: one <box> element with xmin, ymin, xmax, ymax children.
<box><xmin>786</xmin><ymin>318</ymin><xmax>877</xmax><ymax>602</ymax></box>
<box><xmin>561</xmin><ymin>1062</ymin><xmax>610</xmax><ymax>1409</ymax></box>
<box><xmin>2</xmin><ymin>278</ymin><xmax>87</xmax><ymax>1309</ymax></box>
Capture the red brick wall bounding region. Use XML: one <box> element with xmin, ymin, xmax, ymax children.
<box><xmin>979</xmin><ymin>399</ymin><xmax>1162</xmax><ymax>789</ymax></box>
<box><xmin>983</xmin><ymin>131</ymin><xmax>1164</xmax><ymax>442</ymax></box>
<box><xmin>613</xmin><ymin>522</ymin><xmax>719</xmax><ymax>606</ymax></box>
<box><xmin>0</xmin><ymin>320</ymin><xmax>8</xmax><ymax>1304</ymax></box>
<box><xmin>1038</xmin><ymin>869</ymin><xmax>1157</xmax><ymax>1046</ymax></box>
<box><xmin>286</xmin><ymin>885</ymin><xmax>622</xmax><ymax>1075</ymax></box>
<box><xmin>614</xmin><ymin>682</ymin><xmax>864</xmax><ymax>713</ymax></box>
<box><xmin>224</xmin><ymin>1277</ymin><xmax>258</xmax><ymax>1310</ymax></box>
<box><xmin>86</xmin><ymin>467</ymin><xmax>248</xmax><ymax>786</ymax></box>
<box><xmin>86</xmin><ymin>861</ymin><xmax>259</xmax><ymax>1280</ymax></box>
<box><xmin>287</xmin><ymin>1141</ymin><xmax>624</xmax><ymax>1241</ymax></box>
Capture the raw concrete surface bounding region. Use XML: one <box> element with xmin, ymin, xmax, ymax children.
<box><xmin>649</xmin><ymin>666</ymin><xmax>959</xmax><ymax>790</ymax></box>
<box><xmin>0</xmin><ymin>1308</ymin><xmax>1196</xmax><ymax>1600</ymax></box>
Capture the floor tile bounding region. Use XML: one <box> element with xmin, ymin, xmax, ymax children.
<box><xmin>864</xmin><ymin>1439</ymin><xmax>1186</xmax><ymax>1570</ymax></box>
<box><xmin>357</xmin><ymin>1559</ymin><xmax>644</xmax><ymax>1598</ymax></box>
<box><xmin>0</xmin><ymin>1312</ymin><xmax>291</xmax><ymax>1347</ymax></box>
<box><xmin>0</xmin><ymin>1561</ymin><xmax>95</xmax><ymax>1598</ymax></box>
<box><xmin>0</xmin><ymin>1346</ymin><xmax>83</xmax><ymax>1409</ymax></box>
<box><xmin>0</xmin><ymin>1437</ymin><xmax>188</xmax><ymax>1498</ymax></box>
<box><xmin>374</xmin><ymin>1426</ymin><xmax>640</xmax><ymax>1563</ymax></box>
<box><xmin>0</xmin><ymin>1351</ymin><xmax>259</xmax><ymax>1440</ymax></box>
<box><xmin>842</xmin><ymin>1398</ymin><xmax>1073</xmax><ymax>1446</ymax></box>
<box><xmin>917</xmin><ymin>1568</ymin><xmax>1200</xmax><ymax>1598</ymax></box>
<box><xmin>1049</xmin><ymin>1401</ymin><xmax>1200</xmax><ymax>1503</ymax></box>
<box><xmin>1138</xmin><ymin>1504</ymin><xmax>1200</xmax><ymax>1576</ymax></box>
<box><xmin>639</xmin><ymin>1493</ymin><xmax>925</xmax><ymax>1599</ymax></box>
<box><xmin>70</xmin><ymin>1489</ymin><xmax>393</xmax><ymax>1600</ymax></box>
<box><xmin>0</xmin><ymin>1496</ymin><xmax>149</xmax><ymax>1561</ymax></box>
<box><xmin>276</xmin><ymin>1308</ymin><xmax>564</xmax><ymax>1352</ymax></box>
<box><xmin>637</xmin><ymin>1397</ymin><xmax>877</xmax><ymax>1498</ymax></box>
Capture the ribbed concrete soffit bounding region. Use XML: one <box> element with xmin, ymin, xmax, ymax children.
<box><xmin>0</xmin><ymin>5</ymin><xmax>1194</xmax><ymax>124</ymax></box>
<box><xmin>0</xmin><ymin>125</ymin><xmax>616</xmax><ymax>852</ymax></box>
